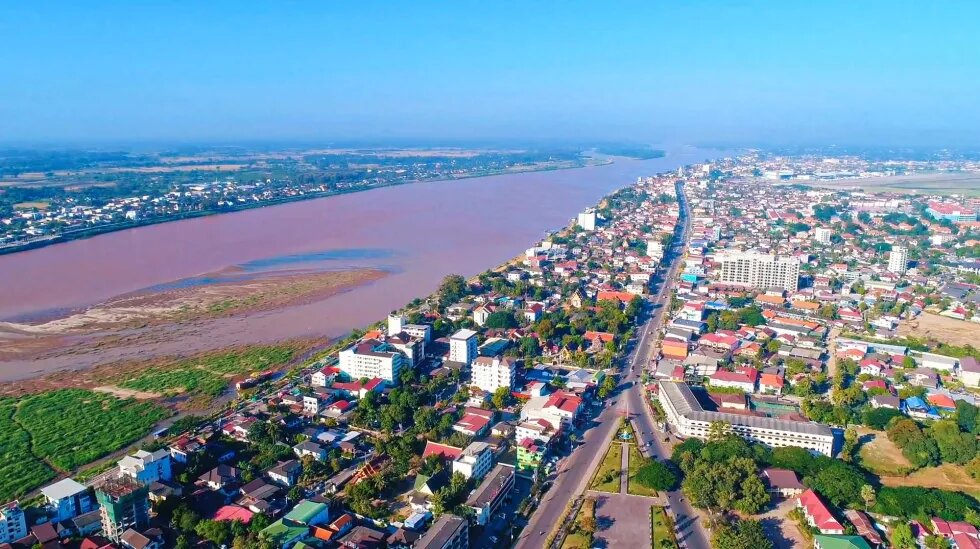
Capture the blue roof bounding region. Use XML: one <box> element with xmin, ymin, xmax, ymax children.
<box><xmin>905</xmin><ymin>396</ymin><xmax>927</xmax><ymax>409</ymax></box>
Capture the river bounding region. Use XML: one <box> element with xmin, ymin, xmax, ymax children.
<box><xmin>0</xmin><ymin>146</ymin><xmax>722</xmax><ymax>380</ymax></box>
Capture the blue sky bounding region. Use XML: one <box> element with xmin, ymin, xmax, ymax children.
<box><xmin>1</xmin><ymin>2</ymin><xmax>978</xmax><ymax>146</ymax></box>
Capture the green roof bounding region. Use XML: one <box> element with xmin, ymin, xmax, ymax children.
<box><xmin>260</xmin><ymin>519</ymin><xmax>309</xmax><ymax>544</ymax></box>
<box><xmin>814</xmin><ymin>534</ymin><xmax>873</xmax><ymax>549</ymax></box>
<box><xmin>284</xmin><ymin>500</ymin><xmax>328</xmax><ymax>524</ymax></box>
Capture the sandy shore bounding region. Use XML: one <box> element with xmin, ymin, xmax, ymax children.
<box><xmin>0</xmin><ymin>268</ymin><xmax>386</xmax><ymax>381</ymax></box>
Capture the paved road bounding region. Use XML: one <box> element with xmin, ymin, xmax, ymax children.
<box><xmin>517</xmin><ymin>183</ymin><xmax>710</xmax><ymax>549</ymax></box>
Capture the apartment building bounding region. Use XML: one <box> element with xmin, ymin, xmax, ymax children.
<box><xmin>658</xmin><ymin>381</ymin><xmax>834</xmax><ymax>455</ymax></box>
<box><xmin>0</xmin><ymin>501</ymin><xmax>27</xmax><ymax>544</ymax></box>
<box><xmin>415</xmin><ymin>514</ymin><xmax>469</xmax><ymax>549</ymax></box>
<box><xmin>118</xmin><ymin>449</ymin><xmax>172</xmax><ymax>484</ymax></box>
<box><xmin>465</xmin><ymin>464</ymin><xmax>515</xmax><ymax>526</ymax></box>
<box><xmin>717</xmin><ymin>252</ymin><xmax>800</xmax><ymax>291</ymax></box>
<box><xmin>813</xmin><ymin>227</ymin><xmax>832</xmax><ymax>244</ymax></box>
<box><xmin>449</xmin><ymin>329</ymin><xmax>478</xmax><ymax>366</ymax></box>
<box><xmin>452</xmin><ymin>441</ymin><xmax>493</xmax><ymax>480</ymax></box>
<box><xmin>471</xmin><ymin>355</ymin><xmax>516</xmax><ymax>393</ymax></box>
<box><xmin>888</xmin><ymin>245</ymin><xmax>908</xmax><ymax>274</ymax></box>
<box><xmin>577</xmin><ymin>210</ymin><xmax>597</xmax><ymax>231</ymax></box>
<box><xmin>338</xmin><ymin>339</ymin><xmax>406</xmax><ymax>384</ymax></box>
<box><xmin>95</xmin><ymin>477</ymin><xmax>151</xmax><ymax>543</ymax></box>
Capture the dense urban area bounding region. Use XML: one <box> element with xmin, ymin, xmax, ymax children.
<box><xmin>4</xmin><ymin>150</ymin><xmax>980</xmax><ymax>549</ymax></box>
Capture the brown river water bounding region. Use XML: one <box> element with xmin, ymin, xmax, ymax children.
<box><xmin>0</xmin><ymin>147</ymin><xmax>720</xmax><ymax>381</ymax></box>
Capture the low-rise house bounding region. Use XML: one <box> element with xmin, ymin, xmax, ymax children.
<box><xmin>870</xmin><ymin>394</ymin><xmax>900</xmax><ymax>409</ymax></box>
<box><xmin>294</xmin><ymin>441</ymin><xmax>328</xmax><ymax>461</ymax></box>
<box><xmin>414</xmin><ymin>514</ymin><xmax>469</xmax><ymax>549</ymax></box>
<box><xmin>453</xmin><ymin>441</ymin><xmax>493</xmax><ymax>480</ymax></box>
<box><xmin>798</xmin><ymin>489</ymin><xmax>845</xmax><ymax>535</ymax></box>
<box><xmin>761</xmin><ymin>468</ymin><xmax>804</xmax><ymax>497</ymax></box>
<box><xmin>843</xmin><ymin>509</ymin><xmax>883</xmax><ymax>547</ymax></box>
<box><xmin>267</xmin><ymin>460</ymin><xmax>303</xmax><ymax>487</ymax></box>
<box><xmin>812</xmin><ymin>534</ymin><xmax>872</xmax><ymax>549</ymax></box>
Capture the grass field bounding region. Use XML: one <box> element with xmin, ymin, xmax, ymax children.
<box><xmin>0</xmin><ymin>399</ymin><xmax>56</xmax><ymax>502</ymax></box>
<box><xmin>880</xmin><ymin>464</ymin><xmax>980</xmax><ymax>499</ymax></box>
<box><xmin>627</xmin><ymin>445</ymin><xmax>658</xmax><ymax>497</ymax></box>
<box><xmin>651</xmin><ymin>505</ymin><xmax>677</xmax><ymax>548</ymax></box>
<box><xmin>858</xmin><ymin>429</ymin><xmax>913</xmax><ymax>476</ymax></box>
<box><xmin>12</xmin><ymin>201</ymin><xmax>50</xmax><ymax>210</ymax></box>
<box><xmin>561</xmin><ymin>498</ymin><xmax>597</xmax><ymax>549</ymax></box>
<box><xmin>590</xmin><ymin>443</ymin><xmax>623</xmax><ymax>493</ymax></box>
<box><xmin>0</xmin><ymin>389</ymin><xmax>170</xmax><ymax>501</ymax></box>
<box><xmin>115</xmin><ymin>345</ymin><xmax>296</xmax><ymax>399</ymax></box>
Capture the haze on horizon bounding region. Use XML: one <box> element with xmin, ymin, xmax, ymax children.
<box><xmin>1</xmin><ymin>1</ymin><xmax>978</xmax><ymax>148</ymax></box>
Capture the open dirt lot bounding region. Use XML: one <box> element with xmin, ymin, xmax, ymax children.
<box><xmin>880</xmin><ymin>463</ymin><xmax>980</xmax><ymax>499</ymax></box>
<box><xmin>809</xmin><ymin>172</ymin><xmax>980</xmax><ymax>196</ymax></box>
<box><xmin>858</xmin><ymin>428</ymin><xmax>912</xmax><ymax>476</ymax></box>
<box><xmin>899</xmin><ymin>313</ymin><xmax>980</xmax><ymax>347</ymax></box>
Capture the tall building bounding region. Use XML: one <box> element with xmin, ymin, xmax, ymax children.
<box><xmin>717</xmin><ymin>252</ymin><xmax>800</xmax><ymax>291</ymax></box>
<box><xmin>0</xmin><ymin>501</ymin><xmax>28</xmax><ymax>544</ymax></box>
<box><xmin>646</xmin><ymin>239</ymin><xmax>665</xmax><ymax>259</ymax></box>
<box><xmin>118</xmin><ymin>449</ymin><xmax>172</xmax><ymax>484</ymax></box>
<box><xmin>339</xmin><ymin>339</ymin><xmax>406</xmax><ymax>384</ymax></box>
<box><xmin>449</xmin><ymin>329</ymin><xmax>478</xmax><ymax>366</ymax></box>
<box><xmin>577</xmin><ymin>210</ymin><xmax>597</xmax><ymax>231</ymax></box>
<box><xmin>813</xmin><ymin>227</ymin><xmax>832</xmax><ymax>245</ymax></box>
<box><xmin>888</xmin><ymin>246</ymin><xmax>908</xmax><ymax>274</ymax></box>
<box><xmin>95</xmin><ymin>477</ymin><xmax>150</xmax><ymax>542</ymax></box>
<box><xmin>471</xmin><ymin>355</ymin><xmax>515</xmax><ymax>393</ymax></box>
<box><xmin>40</xmin><ymin>478</ymin><xmax>96</xmax><ymax>522</ymax></box>
<box><xmin>926</xmin><ymin>201</ymin><xmax>977</xmax><ymax>223</ymax></box>
<box><xmin>387</xmin><ymin>314</ymin><xmax>405</xmax><ymax>336</ymax></box>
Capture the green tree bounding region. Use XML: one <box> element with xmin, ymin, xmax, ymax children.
<box><xmin>485</xmin><ymin>311</ymin><xmax>517</xmax><ymax>329</ymax></box>
<box><xmin>491</xmin><ymin>386</ymin><xmax>511</xmax><ymax>409</ymax></box>
<box><xmin>892</xmin><ymin>522</ymin><xmax>916</xmax><ymax>549</ymax></box>
<box><xmin>597</xmin><ymin>375</ymin><xmax>617</xmax><ymax>399</ymax></box>
<box><xmin>438</xmin><ymin>274</ymin><xmax>467</xmax><ymax>305</ymax></box>
<box><xmin>860</xmin><ymin>484</ymin><xmax>876</xmax><ymax>510</ymax></box>
<box><xmin>195</xmin><ymin>519</ymin><xmax>232</xmax><ymax>546</ymax></box>
<box><xmin>635</xmin><ymin>459</ymin><xmax>678</xmax><ymax>491</ymax></box>
<box><xmin>711</xmin><ymin>519</ymin><xmax>773</xmax><ymax>549</ymax></box>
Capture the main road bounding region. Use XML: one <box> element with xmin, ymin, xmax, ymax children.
<box><xmin>516</xmin><ymin>183</ymin><xmax>710</xmax><ymax>549</ymax></box>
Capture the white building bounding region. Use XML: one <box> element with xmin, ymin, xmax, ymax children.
<box><xmin>515</xmin><ymin>418</ymin><xmax>557</xmax><ymax>445</ymax></box>
<box><xmin>387</xmin><ymin>314</ymin><xmax>405</xmax><ymax>336</ymax></box>
<box><xmin>118</xmin><ymin>449</ymin><xmax>173</xmax><ymax>484</ymax></box>
<box><xmin>449</xmin><ymin>329</ymin><xmax>479</xmax><ymax>366</ymax></box>
<box><xmin>0</xmin><ymin>501</ymin><xmax>27</xmax><ymax>544</ymax></box>
<box><xmin>471</xmin><ymin>355</ymin><xmax>516</xmax><ymax>393</ymax></box>
<box><xmin>452</xmin><ymin>441</ymin><xmax>493</xmax><ymax>480</ymax></box>
<box><xmin>888</xmin><ymin>245</ymin><xmax>908</xmax><ymax>274</ymax></box>
<box><xmin>41</xmin><ymin>478</ymin><xmax>96</xmax><ymax>522</ymax></box>
<box><xmin>658</xmin><ymin>381</ymin><xmax>834</xmax><ymax>456</ymax></box>
<box><xmin>813</xmin><ymin>227</ymin><xmax>832</xmax><ymax>245</ymax></box>
<box><xmin>647</xmin><ymin>239</ymin><xmax>665</xmax><ymax>259</ymax></box>
<box><xmin>577</xmin><ymin>210</ymin><xmax>597</xmax><ymax>231</ymax></box>
<box><xmin>717</xmin><ymin>252</ymin><xmax>800</xmax><ymax>291</ymax></box>
<box><xmin>338</xmin><ymin>339</ymin><xmax>407</xmax><ymax>384</ymax></box>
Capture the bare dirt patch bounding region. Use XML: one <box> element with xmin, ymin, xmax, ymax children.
<box><xmin>879</xmin><ymin>464</ymin><xmax>980</xmax><ymax>499</ymax></box>
<box><xmin>899</xmin><ymin>313</ymin><xmax>980</xmax><ymax>347</ymax></box>
<box><xmin>857</xmin><ymin>428</ymin><xmax>912</xmax><ymax>476</ymax></box>
<box><xmin>92</xmin><ymin>385</ymin><xmax>164</xmax><ymax>400</ymax></box>
<box><xmin>808</xmin><ymin>172</ymin><xmax>980</xmax><ymax>197</ymax></box>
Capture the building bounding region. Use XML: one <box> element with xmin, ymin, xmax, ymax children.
<box><xmin>520</xmin><ymin>391</ymin><xmax>583</xmax><ymax>427</ymax></box>
<box><xmin>797</xmin><ymin>489</ymin><xmax>845</xmax><ymax>535</ymax></box>
<box><xmin>452</xmin><ymin>441</ymin><xmax>493</xmax><ymax>480</ymax></box>
<box><xmin>449</xmin><ymin>329</ymin><xmax>478</xmax><ymax>366</ymax></box>
<box><xmin>577</xmin><ymin>210</ymin><xmax>597</xmax><ymax>231</ymax></box>
<box><xmin>118</xmin><ymin>449</ymin><xmax>172</xmax><ymax>484</ymax></box>
<box><xmin>761</xmin><ymin>468</ymin><xmax>804</xmax><ymax>497</ymax></box>
<box><xmin>415</xmin><ymin>514</ymin><xmax>469</xmax><ymax>549</ymax></box>
<box><xmin>0</xmin><ymin>501</ymin><xmax>28</xmax><ymax>544</ymax></box>
<box><xmin>658</xmin><ymin>381</ymin><xmax>834</xmax><ymax>455</ymax></box>
<box><xmin>517</xmin><ymin>437</ymin><xmax>547</xmax><ymax>476</ymax></box>
<box><xmin>717</xmin><ymin>252</ymin><xmax>800</xmax><ymax>291</ymax></box>
<box><xmin>647</xmin><ymin>239</ymin><xmax>665</xmax><ymax>259</ymax></box>
<box><xmin>96</xmin><ymin>477</ymin><xmax>151</xmax><ymax>543</ymax></box>
<box><xmin>813</xmin><ymin>534</ymin><xmax>872</xmax><ymax>549</ymax></box>
<box><xmin>888</xmin><ymin>246</ymin><xmax>908</xmax><ymax>274</ymax></box>
<box><xmin>961</xmin><ymin>357</ymin><xmax>980</xmax><ymax>388</ymax></box>
<box><xmin>814</xmin><ymin>227</ymin><xmax>833</xmax><ymax>245</ymax></box>
<box><xmin>338</xmin><ymin>339</ymin><xmax>406</xmax><ymax>384</ymax></box>
<box><xmin>465</xmin><ymin>464</ymin><xmax>515</xmax><ymax>526</ymax></box>
<box><xmin>388</xmin><ymin>332</ymin><xmax>424</xmax><ymax>368</ymax></box>
<box><xmin>471</xmin><ymin>355</ymin><xmax>516</xmax><ymax>393</ymax></box>
<box><xmin>41</xmin><ymin>478</ymin><xmax>96</xmax><ymax>522</ymax></box>
<box><xmin>926</xmin><ymin>201</ymin><xmax>977</xmax><ymax>223</ymax></box>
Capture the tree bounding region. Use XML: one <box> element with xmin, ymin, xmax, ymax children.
<box><xmin>195</xmin><ymin>519</ymin><xmax>232</xmax><ymax>546</ymax></box>
<box><xmin>491</xmin><ymin>386</ymin><xmax>511</xmax><ymax>409</ymax></box>
<box><xmin>438</xmin><ymin>274</ymin><xmax>467</xmax><ymax>305</ymax></box>
<box><xmin>711</xmin><ymin>519</ymin><xmax>773</xmax><ymax>549</ymax></box>
<box><xmin>485</xmin><ymin>311</ymin><xmax>517</xmax><ymax>329</ymax></box>
<box><xmin>806</xmin><ymin>462</ymin><xmax>867</xmax><ymax>508</ymax></box>
<box><xmin>892</xmin><ymin>522</ymin><xmax>916</xmax><ymax>549</ymax></box>
<box><xmin>860</xmin><ymin>484</ymin><xmax>876</xmax><ymax>510</ymax></box>
<box><xmin>597</xmin><ymin>375</ymin><xmax>617</xmax><ymax>399</ymax></box>
<box><xmin>635</xmin><ymin>459</ymin><xmax>678</xmax><ymax>491</ymax></box>
<box><xmin>707</xmin><ymin>421</ymin><xmax>731</xmax><ymax>442</ymax></box>
<box><xmin>862</xmin><ymin>407</ymin><xmax>904</xmax><ymax>430</ymax></box>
